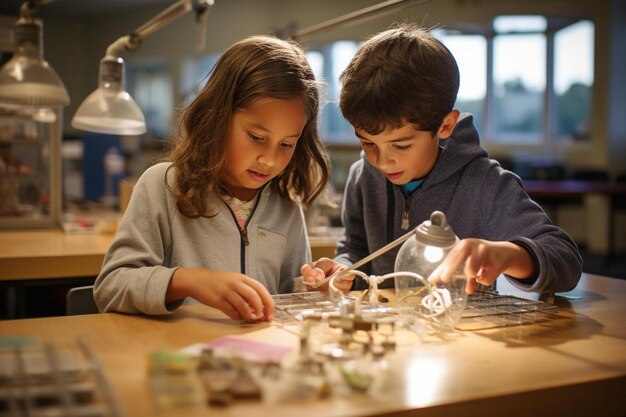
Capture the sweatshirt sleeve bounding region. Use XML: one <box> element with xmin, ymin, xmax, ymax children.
<box><xmin>93</xmin><ymin>164</ymin><xmax>181</xmax><ymax>315</ymax></box>
<box><xmin>482</xmin><ymin>169</ymin><xmax>582</xmax><ymax>293</ymax></box>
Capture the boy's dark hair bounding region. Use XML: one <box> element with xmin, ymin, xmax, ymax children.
<box><xmin>340</xmin><ymin>24</ymin><xmax>459</xmax><ymax>135</ymax></box>
<box><xmin>167</xmin><ymin>35</ymin><xmax>329</xmax><ymax>218</ymax></box>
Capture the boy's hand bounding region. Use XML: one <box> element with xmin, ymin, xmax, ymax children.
<box><xmin>300</xmin><ymin>257</ymin><xmax>354</xmax><ymax>294</ymax></box>
<box><xmin>167</xmin><ymin>268</ymin><xmax>274</xmax><ymax>322</ymax></box>
<box><xmin>427</xmin><ymin>239</ymin><xmax>534</xmax><ymax>294</ymax></box>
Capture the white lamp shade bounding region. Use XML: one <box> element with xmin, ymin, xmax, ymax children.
<box><xmin>72</xmin><ymin>56</ymin><xmax>146</xmax><ymax>135</ymax></box>
<box><xmin>0</xmin><ymin>18</ymin><xmax>69</xmax><ymax>107</ymax></box>
<box><xmin>72</xmin><ymin>88</ymin><xmax>146</xmax><ymax>135</ymax></box>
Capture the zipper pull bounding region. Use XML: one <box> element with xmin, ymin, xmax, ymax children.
<box><xmin>401</xmin><ymin>209</ymin><xmax>410</xmax><ymax>230</ymax></box>
<box><xmin>241</xmin><ymin>227</ymin><xmax>250</xmax><ymax>246</ymax></box>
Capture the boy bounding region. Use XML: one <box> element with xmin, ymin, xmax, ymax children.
<box><xmin>301</xmin><ymin>25</ymin><xmax>582</xmax><ymax>294</ymax></box>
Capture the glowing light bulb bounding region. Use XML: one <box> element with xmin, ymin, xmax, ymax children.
<box><xmin>423</xmin><ymin>245</ymin><xmax>443</xmax><ymax>263</ymax></box>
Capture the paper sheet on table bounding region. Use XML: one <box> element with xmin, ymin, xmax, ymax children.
<box><xmin>180</xmin><ymin>327</ymin><xmax>298</xmax><ymax>363</ymax></box>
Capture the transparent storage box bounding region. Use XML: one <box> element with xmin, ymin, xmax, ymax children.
<box><xmin>0</xmin><ymin>106</ymin><xmax>61</xmax><ymax>228</ymax></box>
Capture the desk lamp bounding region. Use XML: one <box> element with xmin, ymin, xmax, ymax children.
<box><xmin>0</xmin><ymin>0</ymin><xmax>67</xmax><ymax>229</ymax></box>
<box><xmin>320</xmin><ymin>211</ymin><xmax>467</xmax><ymax>325</ymax></box>
<box><xmin>394</xmin><ymin>210</ymin><xmax>458</xmax><ymax>281</ymax></box>
<box><xmin>0</xmin><ymin>0</ymin><xmax>69</xmax><ymax>108</ymax></box>
<box><xmin>71</xmin><ymin>0</ymin><xmax>214</xmax><ymax>135</ymax></box>
<box><xmin>394</xmin><ymin>211</ymin><xmax>467</xmax><ymax>325</ymax></box>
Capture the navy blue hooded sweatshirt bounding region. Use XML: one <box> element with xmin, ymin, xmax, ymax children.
<box><xmin>336</xmin><ymin>114</ymin><xmax>582</xmax><ymax>293</ymax></box>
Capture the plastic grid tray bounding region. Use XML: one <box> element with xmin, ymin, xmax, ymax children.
<box><xmin>0</xmin><ymin>337</ymin><xmax>122</xmax><ymax>417</ymax></box>
<box><xmin>272</xmin><ymin>290</ymin><xmax>559</xmax><ymax>330</ymax></box>
<box><xmin>456</xmin><ymin>291</ymin><xmax>559</xmax><ymax>330</ymax></box>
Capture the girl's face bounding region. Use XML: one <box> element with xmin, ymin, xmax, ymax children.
<box><xmin>222</xmin><ymin>97</ymin><xmax>307</xmax><ymax>201</ymax></box>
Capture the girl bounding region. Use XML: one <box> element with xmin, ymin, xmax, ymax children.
<box><xmin>94</xmin><ymin>35</ymin><xmax>329</xmax><ymax>322</ymax></box>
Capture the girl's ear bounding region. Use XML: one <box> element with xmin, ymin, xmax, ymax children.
<box><xmin>438</xmin><ymin>110</ymin><xmax>460</xmax><ymax>139</ymax></box>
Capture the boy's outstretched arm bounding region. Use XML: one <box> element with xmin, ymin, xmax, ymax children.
<box><xmin>427</xmin><ymin>239</ymin><xmax>535</xmax><ymax>294</ymax></box>
<box><xmin>166</xmin><ymin>268</ymin><xmax>275</xmax><ymax>322</ymax></box>
<box><xmin>300</xmin><ymin>257</ymin><xmax>355</xmax><ymax>294</ymax></box>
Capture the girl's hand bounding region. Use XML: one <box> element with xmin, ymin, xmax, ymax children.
<box><xmin>427</xmin><ymin>239</ymin><xmax>534</xmax><ymax>294</ymax></box>
<box><xmin>300</xmin><ymin>257</ymin><xmax>354</xmax><ymax>294</ymax></box>
<box><xmin>167</xmin><ymin>268</ymin><xmax>274</xmax><ymax>321</ymax></box>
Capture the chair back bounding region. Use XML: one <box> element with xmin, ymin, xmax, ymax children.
<box><xmin>66</xmin><ymin>285</ymin><xmax>99</xmax><ymax>315</ymax></box>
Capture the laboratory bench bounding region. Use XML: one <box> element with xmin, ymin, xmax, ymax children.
<box><xmin>0</xmin><ymin>227</ymin><xmax>339</xmax><ymax>318</ymax></box>
<box><xmin>523</xmin><ymin>179</ymin><xmax>626</xmax><ymax>255</ymax></box>
<box><xmin>0</xmin><ymin>229</ymin><xmax>338</xmax><ymax>281</ymax></box>
<box><xmin>0</xmin><ymin>272</ymin><xmax>624</xmax><ymax>417</ymax></box>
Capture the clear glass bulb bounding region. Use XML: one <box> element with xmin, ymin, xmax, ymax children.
<box><xmin>393</xmin><ymin>211</ymin><xmax>468</xmax><ymax>328</ymax></box>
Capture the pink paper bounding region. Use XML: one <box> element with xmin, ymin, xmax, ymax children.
<box><xmin>204</xmin><ymin>336</ymin><xmax>292</xmax><ymax>362</ymax></box>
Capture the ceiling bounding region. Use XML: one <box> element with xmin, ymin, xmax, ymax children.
<box><xmin>0</xmin><ymin>0</ymin><xmax>174</xmax><ymax>18</ymax></box>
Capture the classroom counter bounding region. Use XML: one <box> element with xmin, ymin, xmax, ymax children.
<box><xmin>0</xmin><ymin>229</ymin><xmax>339</xmax><ymax>281</ymax></box>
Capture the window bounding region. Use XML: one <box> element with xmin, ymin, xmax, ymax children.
<box><xmin>180</xmin><ymin>54</ymin><xmax>220</xmax><ymax>103</ymax></box>
<box><xmin>433</xmin><ymin>31</ymin><xmax>487</xmax><ymax>134</ymax></box>
<box><xmin>309</xmin><ymin>15</ymin><xmax>594</xmax><ymax>148</ymax></box>
<box><xmin>126</xmin><ymin>60</ymin><xmax>173</xmax><ymax>140</ymax></box>
<box><xmin>493</xmin><ymin>18</ymin><xmax>546</xmax><ymax>143</ymax></box>
<box><xmin>435</xmin><ymin>15</ymin><xmax>594</xmax><ymax>147</ymax></box>
<box><xmin>307</xmin><ymin>41</ymin><xmax>359</xmax><ymax>144</ymax></box>
<box><xmin>554</xmin><ymin>21</ymin><xmax>594</xmax><ymax>140</ymax></box>
<box><xmin>125</xmin><ymin>55</ymin><xmax>225</xmax><ymax>141</ymax></box>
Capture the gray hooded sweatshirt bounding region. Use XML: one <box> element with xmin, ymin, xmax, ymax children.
<box><xmin>94</xmin><ymin>162</ymin><xmax>310</xmax><ymax>315</ymax></box>
<box><xmin>336</xmin><ymin>114</ymin><xmax>582</xmax><ymax>293</ymax></box>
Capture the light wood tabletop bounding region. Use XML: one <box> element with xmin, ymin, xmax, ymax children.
<box><xmin>0</xmin><ymin>273</ymin><xmax>624</xmax><ymax>417</ymax></box>
<box><xmin>0</xmin><ymin>229</ymin><xmax>115</xmax><ymax>280</ymax></box>
<box><xmin>0</xmin><ymin>229</ymin><xmax>338</xmax><ymax>281</ymax></box>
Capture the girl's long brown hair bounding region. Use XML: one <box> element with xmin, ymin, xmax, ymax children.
<box><xmin>167</xmin><ymin>35</ymin><xmax>329</xmax><ymax>218</ymax></box>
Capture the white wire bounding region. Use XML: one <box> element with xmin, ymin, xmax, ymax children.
<box><xmin>328</xmin><ymin>270</ymin><xmax>452</xmax><ymax>318</ymax></box>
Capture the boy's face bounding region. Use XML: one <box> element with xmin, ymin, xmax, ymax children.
<box><xmin>222</xmin><ymin>97</ymin><xmax>307</xmax><ymax>201</ymax></box>
<box><xmin>356</xmin><ymin>123</ymin><xmax>441</xmax><ymax>185</ymax></box>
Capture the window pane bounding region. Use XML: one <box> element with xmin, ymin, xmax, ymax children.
<box><xmin>322</xmin><ymin>41</ymin><xmax>359</xmax><ymax>144</ymax></box>
<box><xmin>436</xmin><ymin>33</ymin><xmax>487</xmax><ymax>135</ymax></box>
<box><xmin>306</xmin><ymin>50</ymin><xmax>332</xmax><ymax>146</ymax></box>
<box><xmin>180</xmin><ymin>54</ymin><xmax>220</xmax><ymax>103</ymax></box>
<box><xmin>493</xmin><ymin>33</ymin><xmax>546</xmax><ymax>143</ymax></box>
<box><xmin>493</xmin><ymin>15</ymin><xmax>547</xmax><ymax>33</ymax></box>
<box><xmin>127</xmin><ymin>63</ymin><xmax>173</xmax><ymax>139</ymax></box>
<box><xmin>305</xmin><ymin>51</ymin><xmax>324</xmax><ymax>80</ymax></box>
<box><xmin>554</xmin><ymin>21</ymin><xmax>594</xmax><ymax>140</ymax></box>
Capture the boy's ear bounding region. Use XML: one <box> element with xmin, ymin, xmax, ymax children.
<box><xmin>438</xmin><ymin>110</ymin><xmax>460</xmax><ymax>139</ymax></box>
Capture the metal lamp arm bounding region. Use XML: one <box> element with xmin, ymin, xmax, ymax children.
<box><xmin>104</xmin><ymin>0</ymin><xmax>213</xmax><ymax>58</ymax></box>
<box><xmin>20</xmin><ymin>0</ymin><xmax>54</xmax><ymax>20</ymax></box>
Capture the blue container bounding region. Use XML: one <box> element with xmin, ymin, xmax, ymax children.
<box><xmin>82</xmin><ymin>133</ymin><xmax>122</xmax><ymax>201</ymax></box>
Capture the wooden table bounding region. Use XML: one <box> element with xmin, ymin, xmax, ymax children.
<box><xmin>0</xmin><ymin>273</ymin><xmax>624</xmax><ymax>417</ymax></box>
<box><xmin>523</xmin><ymin>180</ymin><xmax>626</xmax><ymax>199</ymax></box>
<box><xmin>523</xmin><ymin>180</ymin><xmax>626</xmax><ymax>254</ymax></box>
<box><xmin>0</xmin><ymin>229</ymin><xmax>115</xmax><ymax>281</ymax></box>
<box><xmin>0</xmin><ymin>228</ymin><xmax>338</xmax><ymax>317</ymax></box>
<box><xmin>0</xmin><ymin>229</ymin><xmax>117</xmax><ymax>318</ymax></box>
<box><xmin>0</xmin><ymin>230</ymin><xmax>338</xmax><ymax>281</ymax></box>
